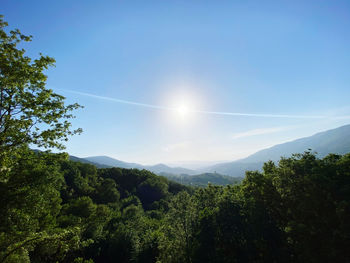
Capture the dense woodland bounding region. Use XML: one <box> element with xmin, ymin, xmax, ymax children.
<box><xmin>1</xmin><ymin>15</ymin><xmax>350</xmax><ymax>262</ymax></box>
<box><xmin>1</xmin><ymin>150</ymin><xmax>350</xmax><ymax>262</ymax></box>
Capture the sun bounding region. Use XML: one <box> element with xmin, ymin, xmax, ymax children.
<box><xmin>176</xmin><ymin>104</ymin><xmax>189</xmax><ymax>117</ymax></box>
<box><xmin>165</xmin><ymin>91</ymin><xmax>199</xmax><ymax>123</ymax></box>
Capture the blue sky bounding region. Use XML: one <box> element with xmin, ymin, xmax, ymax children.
<box><xmin>2</xmin><ymin>0</ymin><xmax>350</xmax><ymax>165</ymax></box>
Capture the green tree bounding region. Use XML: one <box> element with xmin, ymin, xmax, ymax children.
<box><xmin>158</xmin><ymin>191</ymin><xmax>197</xmax><ymax>263</ymax></box>
<box><xmin>0</xmin><ymin>16</ymin><xmax>84</xmax><ymax>262</ymax></box>
<box><xmin>0</xmin><ymin>151</ymin><xmax>89</xmax><ymax>263</ymax></box>
<box><xmin>137</xmin><ymin>177</ymin><xmax>168</xmax><ymax>210</ymax></box>
<box><xmin>96</xmin><ymin>178</ymin><xmax>120</xmax><ymax>204</ymax></box>
<box><xmin>0</xmin><ymin>15</ymin><xmax>81</xmax><ymax>172</ymax></box>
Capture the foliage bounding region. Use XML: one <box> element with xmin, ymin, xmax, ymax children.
<box><xmin>0</xmin><ymin>16</ymin><xmax>84</xmax><ymax>263</ymax></box>
<box><xmin>0</xmin><ymin>15</ymin><xmax>81</xmax><ymax>171</ymax></box>
<box><xmin>1</xmin><ymin>146</ymin><xmax>350</xmax><ymax>263</ymax></box>
<box><xmin>156</xmin><ymin>152</ymin><xmax>350</xmax><ymax>263</ymax></box>
<box><xmin>0</xmin><ymin>151</ymin><xmax>89</xmax><ymax>263</ymax></box>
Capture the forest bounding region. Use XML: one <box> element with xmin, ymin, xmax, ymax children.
<box><xmin>1</xmin><ymin>149</ymin><xmax>350</xmax><ymax>262</ymax></box>
<box><xmin>1</xmin><ymin>15</ymin><xmax>350</xmax><ymax>263</ymax></box>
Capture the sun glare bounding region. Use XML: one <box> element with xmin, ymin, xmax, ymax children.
<box><xmin>176</xmin><ymin>104</ymin><xmax>189</xmax><ymax>117</ymax></box>
<box><xmin>164</xmin><ymin>89</ymin><xmax>200</xmax><ymax>123</ymax></box>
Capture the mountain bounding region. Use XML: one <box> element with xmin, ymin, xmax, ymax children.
<box><xmin>202</xmin><ymin>162</ymin><xmax>264</xmax><ymax>178</ymax></box>
<box><xmin>160</xmin><ymin>172</ymin><xmax>243</xmax><ymax>187</ymax></box>
<box><xmin>145</xmin><ymin>163</ymin><xmax>196</xmax><ymax>175</ymax></box>
<box><xmin>69</xmin><ymin>155</ymin><xmax>111</xmax><ymax>168</ymax></box>
<box><xmin>241</xmin><ymin>124</ymin><xmax>350</xmax><ymax>163</ymax></box>
<box><xmin>84</xmin><ymin>156</ymin><xmax>142</xmax><ymax>169</ymax></box>
<box><xmin>71</xmin><ymin>124</ymin><xmax>350</xmax><ymax>178</ymax></box>
<box><xmin>204</xmin><ymin>124</ymin><xmax>350</xmax><ymax>176</ymax></box>
<box><xmin>84</xmin><ymin>155</ymin><xmax>196</xmax><ymax>175</ymax></box>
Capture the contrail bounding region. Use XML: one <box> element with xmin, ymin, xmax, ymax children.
<box><xmin>59</xmin><ymin>89</ymin><xmax>172</xmax><ymax>111</ymax></box>
<box><xmin>195</xmin><ymin>110</ymin><xmax>325</xmax><ymax>119</ymax></box>
<box><xmin>58</xmin><ymin>89</ymin><xmax>350</xmax><ymax>120</ymax></box>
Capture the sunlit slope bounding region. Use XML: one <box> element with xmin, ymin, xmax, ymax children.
<box><xmin>205</xmin><ymin>124</ymin><xmax>350</xmax><ymax>176</ymax></box>
<box><xmin>243</xmin><ymin>124</ymin><xmax>350</xmax><ymax>163</ymax></box>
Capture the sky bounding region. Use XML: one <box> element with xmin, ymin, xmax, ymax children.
<box><xmin>2</xmin><ymin>0</ymin><xmax>350</xmax><ymax>166</ymax></box>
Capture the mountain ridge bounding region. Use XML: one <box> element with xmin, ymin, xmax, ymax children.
<box><xmin>84</xmin><ymin>155</ymin><xmax>196</xmax><ymax>175</ymax></box>
<box><xmin>203</xmin><ymin>124</ymin><xmax>350</xmax><ymax>176</ymax></box>
<box><xmin>71</xmin><ymin>124</ymin><xmax>350</xmax><ymax>177</ymax></box>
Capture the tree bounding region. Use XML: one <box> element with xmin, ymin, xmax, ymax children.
<box><xmin>0</xmin><ymin>151</ymin><xmax>89</xmax><ymax>263</ymax></box>
<box><xmin>0</xmin><ymin>15</ymin><xmax>81</xmax><ymax>168</ymax></box>
<box><xmin>158</xmin><ymin>191</ymin><xmax>197</xmax><ymax>263</ymax></box>
<box><xmin>0</xmin><ymin>16</ymin><xmax>86</xmax><ymax>262</ymax></box>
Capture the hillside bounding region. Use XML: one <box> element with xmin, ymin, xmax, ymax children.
<box><xmin>242</xmin><ymin>124</ymin><xmax>350</xmax><ymax>163</ymax></box>
<box><xmin>72</xmin><ymin>125</ymin><xmax>350</xmax><ymax>178</ymax></box>
<box><xmin>69</xmin><ymin>155</ymin><xmax>111</xmax><ymax>168</ymax></box>
<box><xmin>84</xmin><ymin>155</ymin><xmax>196</xmax><ymax>175</ymax></box>
<box><xmin>204</xmin><ymin>124</ymin><xmax>350</xmax><ymax>176</ymax></box>
<box><xmin>84</xmin><ymin>156</ymin><xmax>142</xmax><ymax>169</ymax></box>
<box><xmin>202</xmin><ymin>161</ymin><xmax>264</xmax><ymax>177</ymax></box>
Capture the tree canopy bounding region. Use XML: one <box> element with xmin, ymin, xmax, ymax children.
<box><xmin>0</xmin><ymin>15</ymin><xmax>81</xmax><ymax>169</ymax></box>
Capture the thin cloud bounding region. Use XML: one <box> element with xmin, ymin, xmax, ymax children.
<box><xmin>59</xmin><ymin>89</ymin><xmax>350</xmax><ymax>120</ymax></box>
<box><xmin>58</xmin><ymin>89</ymin><xmax>172</xmax><ymax>110</ymax></box>
<box><xmin>231</xmin><ymin>126</ymin><xmax>292</xmax><ymax>139</ymax></box>
<box><xmin>196</xmin><ymin>110</ymin><xmax>326</xmax><ymax>119</ymax></box>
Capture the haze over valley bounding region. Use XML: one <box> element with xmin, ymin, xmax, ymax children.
<box><xmin>71</xmin><ymin>124</ymin><xmax>350</xmax><ymax>178</ymax></box>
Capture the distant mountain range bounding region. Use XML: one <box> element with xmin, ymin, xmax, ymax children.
<box><xmin>203</xmin><ymin>124</ymin><xmax>350</xmax><ymax>176</ymax></box>
<box><xmin>70</xmin><ymin>124</ymin><xmax>350</xmax><ymax>178</ymax></box>
<box><xmin>81</xmin><ymin>156</ymin><xmax>196</xmax><ymax>175</ymax></box>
